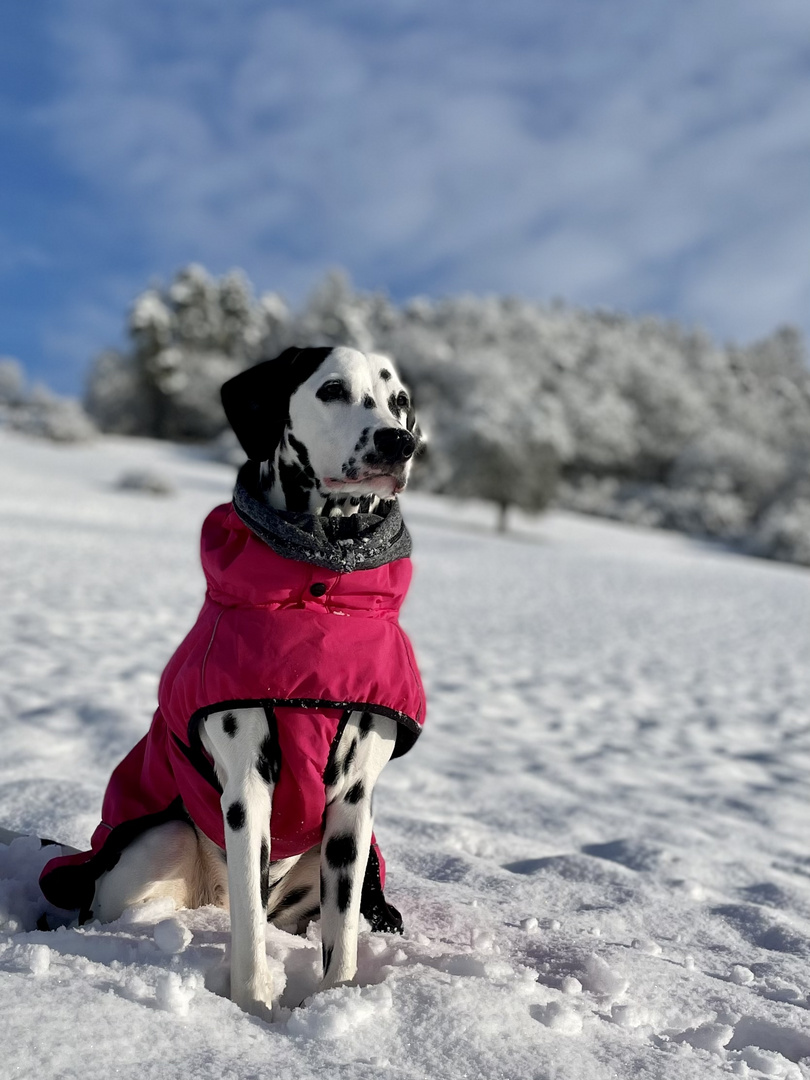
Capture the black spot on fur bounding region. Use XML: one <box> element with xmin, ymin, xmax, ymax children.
<box><xmin>344</xmin><ymin>780</ymin><xmax>365</xmax><ymax>804</ymax></box>
<box><xmin>358</xmin><ymin>711</ymin><xmax>374</xmax><ymax>737</ymax></box>
<box><xmin>322</xmin><ymin>943</ymin><xmax>333</xmax><ymax>975</ymax></box>
<box><xmin>260</xmin><ymin>839</ymin><xmax>270</xmax><ymax>909</ymax></box>
<box><xmin>323</xmin><ymin>756</ymin><xmax>339</xmax><ymax>788</ymax></box>
<box><xmin>359</xmin><ymin>495</ymin><xmax>372</xmax><ymax>513</ymax></box>
<box><xmin>354</xmin><ymin>428</ymin><xmax>370</xmax><ymax>451</ymax></box>
<box><xmin>337</xmin><ymin>876</ymin><xmax>352</xmax><ymax>913</ymax></box>
<box><xmin>379</xmin><ymin>368</ymin><xmax>391</xmax><ymax>381</ymax></box>
<box><xmin>323</xmin><ymin>710</ymin><xmax>351</xmax><ymax>789</ymax></box>
<box><xmin>279</xmin><ymin>458</ymin><xmax>313</xmax><ymax>511</ymax></box>
<box><xmin>342</xmin><ymin>739</ymin><xmax>358</xmax><ymax>775</ymax></box>
<box><xmin>222</xmin><ymin>712</ymin><xmax>238</xmax><ymax>737</ymax></box>
<box><xmin>273</xmin><ymin>885</ymin><xmax>310</xmax><ymax>913</ymax></box>
<box><xmin>257</xmin><ymin>719</ymin><xmax>281</xmax><ymax>785</ymax></box>
<box><xmin>226</xmin><ymin>801</ymin><xmax>245</xmax><ymax>831</ymax></box>
<box><xmin>287</xmin><ymin>432</ymin><xmax>312</xmax><ymax>470</ymax></box>
<box><xmin>326</xmin><ymin>834</ymin><xmax>357</xmax><ymax>868</ymax></box>
<box><xmin>363</xmin><ymin>394</ymin><xmax>375</xmax><ymax>409</ymax></box>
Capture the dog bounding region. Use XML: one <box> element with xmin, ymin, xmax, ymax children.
<box><xmin>40</xmin><ymin>346</ymin><xmax>426</xmax><ymax>1019</ymax></box>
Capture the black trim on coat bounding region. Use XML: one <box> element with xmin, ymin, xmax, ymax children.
<box><xmin>184</xmin><ymin>697</ymin><xmax>422</xmax><ymax>768</ymax></box>
<box><xmin>321</xmin><ymin>708</ymin><xmax>353</xmax><ymax>790</ymax></box>
<box><xmin>172</xmin><ymin>732</ymin><xmax>223</xmax><ymax>794</ymax></box>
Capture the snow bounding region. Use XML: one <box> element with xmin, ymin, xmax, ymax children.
<box><xmin>2</xmin><ymin>428</ymin><xmax>810</xmax><ymax>1079</ymax></box>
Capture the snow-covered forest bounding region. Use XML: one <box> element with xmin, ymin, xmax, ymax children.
<box><xmin>84</xmin><ymin>265</ymin><xmax>810</xmax><ymax>565</ymax></box>
<box><xmin>5</xmin><ymin>264</ymin><xmax>810</xmax><ymax>565</ymax></box>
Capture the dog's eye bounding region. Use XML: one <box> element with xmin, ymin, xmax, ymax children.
<box><xmin>396</xmin><ymin>391</ymin><xmax>409</xmax><ymax>410</ymax></box>
<box><xmin>316</xmin><ymin>380</ymin><xmax>350</xmax><ymax>403</ymax></box>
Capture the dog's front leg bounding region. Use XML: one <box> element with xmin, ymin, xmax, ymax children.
<box><xmin>201</xmin><ymin>706</ymin><xmax>280</xmax><ymax>1018</ymax></box>
<box><xmin>319</xmin><ymin>711</ymin><xmax>398</xmax><ymax>989</ymax></box>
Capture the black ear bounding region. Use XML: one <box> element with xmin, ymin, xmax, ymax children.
<box><xmin>220</xmin><ymin>347</ymin><xmax>334</xmax><ymax>461</ymax></box>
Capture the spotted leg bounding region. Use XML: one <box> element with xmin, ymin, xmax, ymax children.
<box><xmin>200</xmin><ymin>705</ymin><xmax>281</xmax><ymax>1018</ymax></box>
<box><xmin>319</xmin><ymin>710</ymin><xmax>398</xmax><ymax>989</ymax></box>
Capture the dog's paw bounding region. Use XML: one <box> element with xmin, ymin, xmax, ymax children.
<box><xmin>231</xmin><ymin>973</ymin><xmax>276</xmax><ymax>1022</ymax></box>
<box><xmin>237</xmin><ymin>994</ymin><xmax>276</xmax><ymax>1023</ymax></box>
<box><xmin>318</xmin><ymin>965</ymin><xmax>357</xmax><ymax>993</ymax></box>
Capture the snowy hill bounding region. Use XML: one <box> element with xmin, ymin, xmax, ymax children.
<box><xmin>2</xmin><ymin>430</ymin><xmax>810</xmax><ymax>1079</ymax></box>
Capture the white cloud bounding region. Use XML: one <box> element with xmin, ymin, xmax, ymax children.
<box><xmin>0</xmin><ymin>233</ymin><xmax>53</xmax><ymax>276</ymax></box>
<box><xmin>36</xmin><ymin>0</ymin><xmax>810</xmax><ymax>347</ymax></box>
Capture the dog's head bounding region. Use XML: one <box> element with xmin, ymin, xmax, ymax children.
<box><xmin>221</xmin><ymin>346</ymin><xmax>423</xmax><ymax>500</ymax></box>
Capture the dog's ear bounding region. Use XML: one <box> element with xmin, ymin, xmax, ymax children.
<box><xmin>221</xmin><ymin>346</ymin><xmax>334</xmax><ymax>460</ymax></box>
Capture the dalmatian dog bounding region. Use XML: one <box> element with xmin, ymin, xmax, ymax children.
<box><xmin>39</xmin><ymin>346</ymin><xmax>426</xmax><ymax>1019</ymax></box>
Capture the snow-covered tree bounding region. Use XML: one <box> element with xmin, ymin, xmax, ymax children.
<box><xmin>87</xmin><ymin>266</ymin><xmax>270</xmax><ymax>440</ymax></box>
<box><xmin>84</xmin><ymin>264</ymin><xmax>810</xmax><ymax>564</ymax></box>
<box><xmin>0</xmin><ymin>358</ymin><xmax>25</xmax><ymax>404</ymax></box>
<box><xmin>1</xmin><ymin>359</ymin><xmax>96</xmax><ymax>443</ymax></box>
<box><xmin>445</xmin><ymin>427</ymin><xmax>558</xmax><ymax>531</ymax></box>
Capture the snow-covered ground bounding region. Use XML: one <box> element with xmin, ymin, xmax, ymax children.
<box><xmin>2</xmin><ymin>429</ymin><xmax>810</xmax><ymax>1080</ymax></box>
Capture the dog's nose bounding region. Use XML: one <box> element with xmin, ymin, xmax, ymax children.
<box><xmin>373</xmin><ymin>428</ymin><xmax>416</xmax><ymax>462</ymax></box>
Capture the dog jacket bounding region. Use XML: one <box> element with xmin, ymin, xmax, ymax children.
<box><xmin>40</xmin><ymin>502</ymin><xmax>426</xmax><ymax>912</ymax></box>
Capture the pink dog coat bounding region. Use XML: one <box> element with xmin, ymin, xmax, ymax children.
<box><xmin>40</xmin><ymin>502</ymin><xmax>426</xmax><ymax>912</ymax></box>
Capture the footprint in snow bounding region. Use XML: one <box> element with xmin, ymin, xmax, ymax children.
<box><xmin>663</xmin><ymin>1015</ymin><xmax>810</xmax><ymax>1073</ymax></box>
<box><xmin>580</xmin><ymin>838</ymin><xmax>665</xmax><ymax>873</ymax></box>
<box><xmin>711</xmin><ymin>903</ymin><xmax>810</xmax><ymax>958</ymax></box>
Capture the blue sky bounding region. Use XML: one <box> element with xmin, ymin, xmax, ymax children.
<box><xmin>1</xmin><ymin>0</ymin><xmax>809</xmax><ymax>394</ymax></box>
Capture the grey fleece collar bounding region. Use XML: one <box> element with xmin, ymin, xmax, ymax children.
<box><xmin>232</xmin><ymin>461</ymin><xmax>412</xmax><ymax>573</ymax></box>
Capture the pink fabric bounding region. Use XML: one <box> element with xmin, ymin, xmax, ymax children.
<box><xmin>41</xmin><ymin>503</ymin><xmax>425</xmax><ymax>907</ymax></box>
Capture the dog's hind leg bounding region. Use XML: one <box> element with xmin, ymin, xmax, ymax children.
<box><xmin>319</xmin><ymin>710</ymin><xmax>397</xmax><ymax>990</ymax></box>
<box><xmin>92</xmin><ymin>819</ymin><xmax>201</xmax><ymax>921</ymax></box>
<box><xmin>201</xmin><ymin>706</ymin><xmax>280</xmax><ymax>1019</ymax></box>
